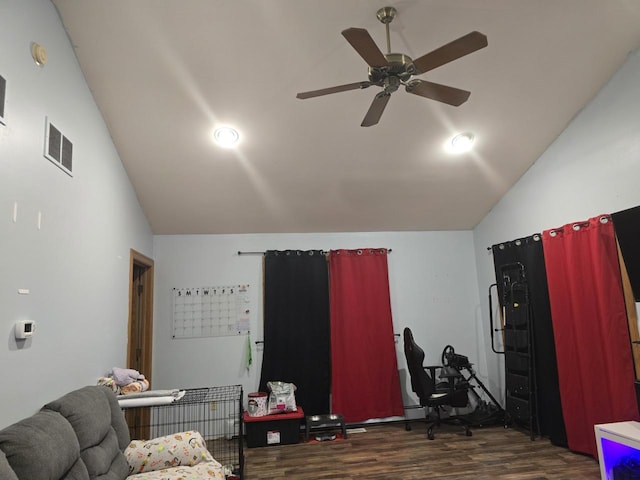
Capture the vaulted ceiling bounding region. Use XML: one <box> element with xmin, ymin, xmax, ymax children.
<box><xmin>52</xmin><ymin>0</ymin><xmax>640</xmax><ymax>234</ymax></box>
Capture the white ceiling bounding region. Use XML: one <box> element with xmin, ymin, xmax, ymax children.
<box><xmin>51</xmin><ymin>0</ymin><xmax>640</xmax><ymax>235</ymax></box>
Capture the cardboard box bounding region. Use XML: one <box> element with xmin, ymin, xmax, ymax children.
<box><xmin>243</xmin><ymin>407</ymin><xmax>304</xmax><ymax>448</ymax></box>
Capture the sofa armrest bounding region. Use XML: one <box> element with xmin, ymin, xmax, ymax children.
<box><xmin>125</xmin><ymin>431</ymin><xmax>219</xmax><ymax>475</ymax></box>
<box><xmin>0</xmin><ymin>450</ymin><xmax>19</xmax><ymax>480</ymax></box>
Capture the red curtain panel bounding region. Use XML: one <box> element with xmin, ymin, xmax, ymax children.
<box><xmin>542</xmin><ymin>215</ymin><xmax>639</xmax><ymax>457</ymax></box>
<box><xmin>329</xmin><ymin>249</ymin><xmax>404</xmax><ymax>422</ymax></box>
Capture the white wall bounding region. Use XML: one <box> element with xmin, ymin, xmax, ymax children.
<box><xmin>0</xmin><ymin>0</ymin><xmax>153</xmax><ymax>427</ymax></box>
<box><xmin>473</xmin><ymin>49</ymin><xmax>640</xmax><ymax>402</ymax></box>
<box><xmin>153</xmin><ymin>231</ymin><xmax>481</xmax><ymax>413</ymax></box>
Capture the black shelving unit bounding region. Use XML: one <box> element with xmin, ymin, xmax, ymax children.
<box><xmin>500</xmin><ymin>263</ymin><xmax>539</xmax><ymax>440</ymax></box>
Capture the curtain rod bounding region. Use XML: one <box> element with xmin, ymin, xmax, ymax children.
<box><xmin>238</xmin><ymin>248</ymin><xmax>392</xmax><ymax>256</ymax></box>
<box><xmin>487</xmin><ymin>233</ymin><xmax>543</xmax><ymax>251</ymax></box>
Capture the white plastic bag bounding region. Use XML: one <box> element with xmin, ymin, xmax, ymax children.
<box><xmin>266</xmin><ymin>381</ymin><xmax>297</xmax><ymax>414</ymax></box>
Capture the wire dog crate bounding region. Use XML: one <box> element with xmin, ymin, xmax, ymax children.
<box><xmin>123</xmin><ymin>385</ymin><xmax>244</xmax><ymax>479</ymax></box>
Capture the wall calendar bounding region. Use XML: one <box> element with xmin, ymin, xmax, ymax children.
<box><xmin>172</xmin><ymin>284</ymin><xmax>250</xmax><ymax>339</ymax></box>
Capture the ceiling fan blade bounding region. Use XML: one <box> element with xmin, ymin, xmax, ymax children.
<box><xmin>413</xmin><ymin>31</ymin><xmax>488</xmax><ymax>74</ymax></box>
<box><xmin>342</xmin><ymin>27</ymin><xmax>389</xmax><ymax>68</ymax></box>
<box><xmin>406</xmin><ymin>79</ymin><xmax>470</xmax><ymax>106</ymax></box>
<box><xmin>361</xmin><ymin>92</ymin><xmax>391</xmax><ymax>127</ymax></box>
<box><xmin>296</xmin><ymin>81</ymin><xmax>371</xmax><ymax>99</ymax></box>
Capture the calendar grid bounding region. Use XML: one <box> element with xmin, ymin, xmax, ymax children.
<box><xmin>172</xmin><ymin>284</ymin><xmax>250</xmax><ymax>339</ymax></box>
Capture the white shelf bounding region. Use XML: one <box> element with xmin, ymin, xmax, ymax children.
<box><xmin>595</xmin><ymin>421</ymin><xmax>640</xmax><ymax>479</ymax></box>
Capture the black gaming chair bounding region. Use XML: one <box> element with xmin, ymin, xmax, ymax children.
<box><xmin>403</xmin><ymin>327</ymin><xmax>472</xmax><ymax>439</ymax></box>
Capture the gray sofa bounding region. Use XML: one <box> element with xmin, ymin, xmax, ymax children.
<box><xmin>0</xmin><ymin>386</ymin><xmax>224</xmax><ymax>480</ymax></box>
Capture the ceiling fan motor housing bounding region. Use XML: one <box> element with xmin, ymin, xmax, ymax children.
<box><xmin>368</xmin><ymin>53</ymin><xmax>415</xmax><ymax>86</ymax></box>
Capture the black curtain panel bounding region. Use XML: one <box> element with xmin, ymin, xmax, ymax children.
<box><xmin>612</xmin><ymin>205</ymin><xmax>640</xmax><ymax>301</ymax></box>
<box><xmin>258</xmin><ymin>250</ymin><xmax>331</xmax><ymax>416</ymax></box>
<box><xmin>492</xmin><ymin>235</ymin><xmax>567</xmax><ymax>447</ymax></box>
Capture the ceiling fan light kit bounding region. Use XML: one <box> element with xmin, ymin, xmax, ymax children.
<box><xmin>450</xmin><ymin>132</ymin><xmax>475</xmax><ymax>153</ymax></box>
<box><xmin>296</xmin><ymin>6</ymin><xmax>488</xmax><ymax>127</ymax></box>
<box><xmin>213</xmin><ymin>126</ymin><xmax>240</xmax><ymax>148</ymax></box>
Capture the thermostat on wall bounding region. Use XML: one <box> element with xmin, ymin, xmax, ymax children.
<box><xmin>15</xmin><ymin>320</ymin><xmax>36</xmax><ymax>339</ymax></box>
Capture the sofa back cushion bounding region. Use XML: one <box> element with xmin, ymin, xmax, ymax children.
<box><xmin>0</xmin><ymin>409</ymin><xmax>89</xmax><ymax>480</ymax></box>
<box><xmin>44</xmin><ymin>386</ymin><xmax>129</xmax><ymax>480</ymax></box>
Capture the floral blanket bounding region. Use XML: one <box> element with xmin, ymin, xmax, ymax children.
<box><xmin>125</xmin><ymin>431</ymin><xmax>226</xmax><ymax>480</ymax></box>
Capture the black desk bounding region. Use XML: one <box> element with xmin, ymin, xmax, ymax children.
<box><xmin>305</xmin><ymin>413</ymin><xmax>346</xmax><ymax>441</ymax></box>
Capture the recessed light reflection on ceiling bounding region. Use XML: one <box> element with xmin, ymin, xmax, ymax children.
<box><xmin>213</xmin><ymin>126</ymin><xmax>240</xmax><ymax>148</ymax></box>
<box><xmin>447</xmin><ymin>132</ymin><xmax>475</xmax><ymax>154</ymax></box>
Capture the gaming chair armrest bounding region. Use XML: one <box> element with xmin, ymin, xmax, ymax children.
<box><xmin>423</xmin><ymin>365</ymin><xmax>442</xmax><ymax>373</ymax></box>
<box><xmin>423</xmin><ymin>365</ymin><xmax>442</xmax><ymax>391</ymax></box>
<box><xmin>423</xmin><ymin>365</ymin><xmax>442</xmax><ymax>379</ymax></box>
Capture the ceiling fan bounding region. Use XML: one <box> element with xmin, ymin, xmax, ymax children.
<box><xmin>296</xmin><ymin>6</ymin><xmax>488</xmax><ymax>127</ymax></box>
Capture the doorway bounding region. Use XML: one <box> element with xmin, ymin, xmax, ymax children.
<box><xmin>126</xmin><ymin>249</ymin><xmax>154</xmax><ymax>438</ymax></box>
<box><xmin>127</xmin><ymin>249</ymin><xmax>154</xmax><ymax>381</ymax></box>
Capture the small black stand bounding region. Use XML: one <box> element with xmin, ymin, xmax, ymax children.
<box><xmin>305</xmin><ymin>414</ymin><xmax>346</xmax><ymax>442</ymax></box>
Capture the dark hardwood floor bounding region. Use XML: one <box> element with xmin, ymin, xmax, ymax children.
<box><xmin>243</xmin><ymin>422</ymin><xmax>601</xmax><ymax>479</ymax></box>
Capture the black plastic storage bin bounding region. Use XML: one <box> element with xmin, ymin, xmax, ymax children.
<box><xmin>243</xmin><ymin>408</ymin><xmax>304</xmax><ymax>447</ymax></box>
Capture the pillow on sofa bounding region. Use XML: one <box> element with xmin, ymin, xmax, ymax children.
<box><xmin>125</xmin><ymin>431</ymin><xmax>219</xmax><ymax>474</ymax></box>
<box><xmin>0</xmin><ymin>410</ymin><xmax>89</xmax><ymax>480</ymax></box>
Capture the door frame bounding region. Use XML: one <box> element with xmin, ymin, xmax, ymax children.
<box><xmin>127</xmin><ymin>249</ymin><xmax>154</xmax><ymax>385</ymax></box>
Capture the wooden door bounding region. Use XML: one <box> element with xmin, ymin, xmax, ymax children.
<box><xmin>126</xmin><ymin>249</ymin><xmax>154</xmax><ymax>439</ymax></box>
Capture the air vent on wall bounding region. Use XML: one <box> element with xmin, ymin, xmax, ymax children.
<box><xmin>44</xmin><ymin>117</ymin><xmax>73</xmax><ymax>176</ymax></box>
<box><xmin>0</xmin><ymin>74</ymin><xmax>6</xmax><ymax>125</ymax></box>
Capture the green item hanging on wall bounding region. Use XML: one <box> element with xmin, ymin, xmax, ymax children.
<box><xmin>246</xmin><ymin>333</ymin><xmax>252</xmax><ymax>370</ymax></box>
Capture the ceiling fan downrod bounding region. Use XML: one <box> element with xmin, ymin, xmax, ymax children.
<box><xmin>376</xmin><ymin>6</ymin><xmax>396</xmax><ymax>54</ymax></box>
